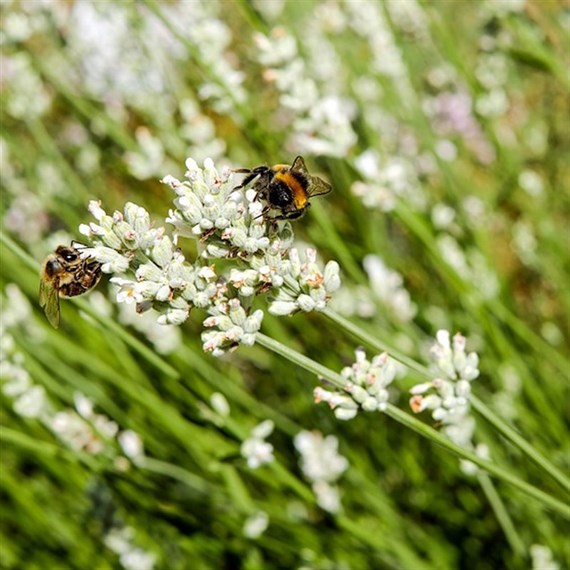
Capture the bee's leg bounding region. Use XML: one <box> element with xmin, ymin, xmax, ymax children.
<box><xmin>232</xmin><ymin>167</ymin><xmax>266</xmax><ymax>190</ymax></box>
<box><xmin>270</xmin><ymin>208</ymin><xmax>306</xmax><ymax>221</ymax></box>
<box><xmin>233</xmin><ymin>173</ymin><xmax>256</xmax><ymax>190</ymax></box>
<box><xmin>252</xmin><ymin>204</ymin><xmax>271</xmax><ymax>221</ymax></box>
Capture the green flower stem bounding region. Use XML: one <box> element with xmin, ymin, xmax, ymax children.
<box><xmin>322</xmin><ymin>306</ymin><xmax>570</xmax><ymax>496</ymax></box>
<box><xmin>384</xmin><ymin>405</ymin><xmax>569</xmax><ymax>518</ymax></box>
<box><xmin>477</xmin><ymin>472</ymin><xmax>526</xmax><ymax>559</ymax></box>
<box><xmin>25</xmin><ymin>118</ymin><xmax>91</xmax><ymax>203</ymax></box>
<box><xmin>471</xmin><ymin>395</ymin><xmax>570</xmax><ymax>493</ymax></box>
<box><xmin>1</xmin><ymin>427</ymin><xmax>98</xmax><ymax>471</ymax></box>
<box><xmin>256</xmin><ymin>332</ymin><xmax>350</xmax><ymax>391</ymax></box>
<box><xmin>0</xmin><ymin>231</ymin><xmax>38</xmax><ymax>274</ymax></box>
<box><xmin>257</xmin><ymin>331</ymin><xmax>570</xmax><ymax>519</ymax></box>
<box><xmin>139</xmin><ymin>456</ymin><xmax>214</xmax><ymax>495</ymax></box>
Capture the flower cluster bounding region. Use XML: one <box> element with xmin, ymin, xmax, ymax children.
<box><xmin>105</xmin><ymin>526</ymin><xmax>157</xmax><ymax>570</ymax></box>
<box><xmin>254</xmin><ymin>28</ymin><xmax>357</xmax><ymax>157</ymax></box>
<box><xmin>315</xmin><ymin>349</ymin><xmax>397</xmax><ymax>421</ymax></box>
<box><xmin>351</xmin><ymin>149</ymin><xmax>427</xmax><ymax>212</ymax></box>
<box><xmin>240</xmin><ymin>420</ymin><xmax>275</xmax><ymax>469</ymax></box>
<box><xmin>530</xmin><ymin>544</ymin><xmax>560</xmax><ymax>570</ymax></box>
<box><xmin>409</xmin><ymin>330</ymin><xmax>480</xmax><ymax>447</ymax></box>
<box><xmin>294</xmin><ymin>430</ymin><xmax>349</xmax><ymax>513</ymax></box>
<box><xmin>362</xmin><ymin>254</ymin><xmax>417</xmax><ymax>322</ymax></box>
<box><xmin>267</xmin><ymin>248</ymin><xmax>341</xmax><ymax>316</ymax></box>
<box><xmin>79</xmin><ymin>158</ymin><xmax>340</xmax><ymax>355</ymax></box>
<box><xmin>242</xmin><ymin>511</ymin><xmax>269</xmax><ymax>539</ymax></box>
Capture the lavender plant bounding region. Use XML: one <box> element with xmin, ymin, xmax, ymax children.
<box><xmin>1</xmin><ymin>1</ymin><xmax>568</xmax><ymax>569</ymax></box>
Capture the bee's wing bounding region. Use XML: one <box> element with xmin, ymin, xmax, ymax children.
<box><xmin>39</xmin><ymin>278</ymin><xmax>61</xmax><ymax>328</ymax></box>
<box><xmin>291</xmin><ymin>156</ymin><xmax>309</xmax><ymax>174</ymax></box>
<box><xmin>308</xmin><ymin>175</ymin><xmax>333</xmax><ymax>197</ymax></box>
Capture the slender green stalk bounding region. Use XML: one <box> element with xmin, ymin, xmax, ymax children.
<box><xmin>1</xmin><ymin>427</ymin><xmax>98</xmax><ymax>470</ymax></box>
<box><xmin>139</xmin><ymin>456</ymin><xmax>213</xmax><ymax>494</ymax></box>
<box><xmin>0</xmin><ymin>231</ymin><xmax>38</xmax><ymax>274</ymax></box>
<box><xmin>478</xmin><ymin>472</ymin><xmax>526</xmax><ymax>559</ymax></box>
<box><xmin>257</xmin><ymin>332</ymin><xmax>570</xmax><ymax>518</ymax></box>
<box><xmin>471</xmin><ymin>395</ymin><xmax>570</xmax><ymax>493</ymax></box>
<box><xmin>384</xmin><ymin>405</ymin><xmax>569</xmax><ymax>518</ymax></box>
<box><xmin>256</xmin><ymin>332</ymin><xmax>350</xmax><ymax>390</ymax></box>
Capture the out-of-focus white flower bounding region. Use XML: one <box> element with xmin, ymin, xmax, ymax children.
<box><xmin>124</xmin><ymin>127</ymin><xmax>165</xmax><ymax>180</ymax></box>
<box><xmin>118</xmin><ymin>430</ymin><xmax>145</xmax><ymax>462</ymax></box>
<box><xmin>14</xmin><ymin>385</ymin><xmax>49</xmax><ymax>419</ymax></box>
<box><xmin>105</xmin><ymin>526</ymin><xmax>156</xmax><ymax>570</ymax></box>
<box><xmin>423</xmin><ymin>88</ymin><xmax>496</xmax><ymax>164</ymax></box>
<box><xmin>328</xmin><ymin>285</ymin><xmax>376</xmax><ymax>319</ymax></box>
<box><xmin>3</xmin><ymin>191</ymin><xmax>50</xmax><ymax>246</ymax></box>
<box><xmin>294</xmin><ymin>431</ymin><xmax>348</xmax><ymax>483</ymax></box>
<box><xmin>243</xmin><ymin>511</ymin><xmax>270</xmax><ymax>539</ymax></box>
<box><xmin>363</xmin><ymin>255</ymin><xmax>417</xmax><ymax>322</ymax></box>
<box><xmin>460</xmin><ymin>443</ymin><xmax>490</xmax><ymax>475</ymax></box>
<box><xmin>74</xmin><ymin>393</ymin><xmax>94</xmax><ymax>418</ymax></box>
<box><xmin>386</xmin><ymin>0</ymin><xmax>430</xmax><ymax>42</ymax></box>
<box><xmin>352</xmin><ymin>150</ymin><xmax>426</xmax><ymax>212</ymax></box>
<box><xmin>518</xmin><ymin>170</ymin><xmax>544</xmax><ymax>197</ymax></box>
<box><xmin>254</xmin><ymin>28</ymin><xmax>356</xmax><ymax>158</ymax></box>
<box><xmin>210</xmin><ymin>392</ymin><xmax>230</xmax><ymax>417</ymax></box>
<box><xmin>530</xmin><ymin>544</ymin><xmax>560</xmax><ymax>570</ymax></box>
<box><xmin>437</xmin><ymin>236</ymin><xmax>499</xmax><ymax>300</ymax></box>
<box><xmin>241</xmin><ymin>420</ymin><xmax>275</xmax><ymax>469</ymax></box>
<box><xmin>4</xmin><ymin>53</ymin><xmax>52</xmax><ymax>119</ymax></box>
<box><xmin>294</xmin><ymin>430</ymin><xmax>348</xmax><ymax>513</ymax></box>
<box><xmin>50</xmin><ymin>410</ymin><xmax>104</xmax><ymax>454</ymax></box>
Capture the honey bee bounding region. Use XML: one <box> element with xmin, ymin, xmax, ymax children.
<box><xmin>234</xmin><ymin>155</ymin><xmax>332</xmax><ymax>220</ymax></box>
<box><xmin>39</xmin><ymin>243</ymin><xmax>102</xmax><ymax>328</ymax></box>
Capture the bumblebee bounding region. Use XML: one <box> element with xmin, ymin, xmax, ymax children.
<box><xmin>39</xmin><ymin>243</ymin><xmax>102</xmax><ymax>328</ymax></box>
<box><xmin>234</xmin><ymin>155</ymin><xmax>332</xmax><ymax>220</ymax></box>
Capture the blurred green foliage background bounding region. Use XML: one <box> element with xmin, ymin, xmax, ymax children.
<box><xmin>1</xmin><ymin>1</ymin><xmax>568</xmax><ymax>569</ymax></box>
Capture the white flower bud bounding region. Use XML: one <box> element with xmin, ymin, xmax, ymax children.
<box><xmin>334</xmin><ymin>408</ymin><xmax>358</xmax><ymax>421</ymax></box>
<box><xmin>456</xmin><ymin>380</ymin><xmax>471</xmax><ymax>399</ymax></box>
<box><xmin>252</xmin><ymin>419</ymin><xmax>274</xmax><ymax>439</ymax></box>
<box><xmin>161</xmin><ymin>174</ymin><xmax>182</xmax><ymax>189</ymax></box>
<box><xmin>432</xmin><ymin>407</ymin><xmax>448</xmax><ymax>421</ymax></box>
<box><xmin>297</xmin><ymin>294</ymin><xmax>316</xmax><ymax>312</ymax></box>
<box><xmin>157</xmin><ymin>308</ymin><xmax>188</xmax><ymax>325</ymax></box>
<box><xmin>350</xmin><ymin>385</ymin><xmax>370</xmax><ymax>404</ymax></box>
<box><xmin>268</xmin><ymin>300</ymin><xmax>297</xmax><ymax>316</ymax></box>
<box><xmin>410</xmin><ymin>382</ymin><xmax>432</xmax><ymax>395</ymax></box>
<box><xmin>324</xmin><ymin>261</ymin><xmax>341</xmax><ymax>291</ymax></box>
<box><xmin>361</xmin><ymin>397</ymin><xmax>380</xmax><ymax>412</ymax></box>
<box><xmin>88</xmin><ymin>200</ymin><xmax>106</xmax><ymax>221</ymax></box>
<box><xmin>436</xmin><ymin>329</ymin><xmax>451</xmax><ymax>348</ymax></box>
